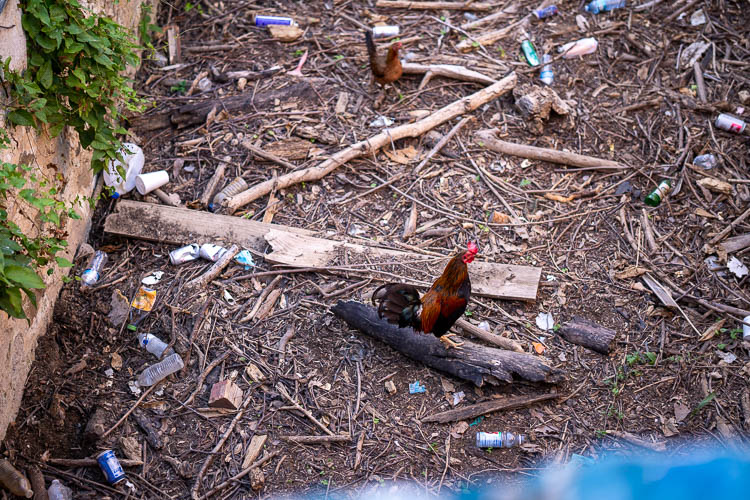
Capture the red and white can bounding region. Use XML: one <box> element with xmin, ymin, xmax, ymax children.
<box><xmin>715</xmin><ymin>113</ymin><xmax>746</xmax><ymax>134</ymax></box>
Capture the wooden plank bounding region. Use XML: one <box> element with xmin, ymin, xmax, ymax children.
<box><xmin>103</xmin><ymin>200</ymin><xmax>314</xmax><ymax>249</ymax></box>
<box><xmin>104</xmin><ymin>201</ymin><xmax>540</xmax><ymax>301</ymax></box>
<box><xmin>264</xmin><ymin>230</ymin><xmax>540</xmax><ymax>301</ymax></box>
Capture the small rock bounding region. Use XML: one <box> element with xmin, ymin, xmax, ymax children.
<box><xmin>108</xmin><ymin>289</ymin><xmax>130</xmax><ymax>326</ymax></box>
<box><xmin>250</xmin><ymin>468</ymin><xmax>265</xmax><ymax>491</ymax></box>
<box><xmin>84</xmin><ymin>407</ymin><xmax>109</xmax><ymax>442</ymax></box>
<box><xmin>238</xmin><ymin>77</ymin><xmax>248</xmax><ymax>91</ymax></box>
<box><xmin>268</xmin><ymin>24</ymin><xmax>303</xmax><ymax>42</ymax></box>
<box><xmin>615</xmin><ymin>181</ymin><xmax>632</xmax><ymax>196</ymax></box>
<box><xmin>384</xmin><ymin>380</ymin><xmax>396</xmax><ymax>394</ymax></box>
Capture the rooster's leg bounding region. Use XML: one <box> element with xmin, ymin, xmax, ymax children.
<box><xmin>439</xmin><ymin>334</ymin><xmax>464</xmax><ymax>350</ymax></box>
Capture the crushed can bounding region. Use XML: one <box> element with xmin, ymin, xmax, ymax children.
<box><xmin>521</xmin><ymin>40</ymin><xmax>541</xmax><ymax>66</ymax></box>
<box><xmin>97</xmin><ymin>450</ymin><xmax>125</xmax><ymax>485</ymax></box>
<box><xmin>169</xmin><ymin>243</ymin><xmax>200</xmax><ymax>265</ymax></box>
<box><xmin>200</xmin><ymin>243</ymin><xmax>227</xmax><ymax>262</ymax></box>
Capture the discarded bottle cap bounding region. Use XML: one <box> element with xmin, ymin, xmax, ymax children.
<box><xmin>372</xmin><ymin>25</ymin><xmax>400</xmax><ymax>38</ymax></box>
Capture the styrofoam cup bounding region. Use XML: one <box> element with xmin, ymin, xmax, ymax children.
<box><xmin>135</xmin><ymin>170</ymin><xmax>169</xmax><ymax>195</ymax></box>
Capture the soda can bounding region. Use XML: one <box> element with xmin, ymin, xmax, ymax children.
<box><xmin>372</xmin><ymin>25</ymin><xmax>400</xmax><ymax>38</ymax></box>
<box><xmin>521</xmin><ymin>40</ymin><xmax>541</xmax><ymax>67</ymax></box>
<box><xmin>253</xmin><ymin>14</ymin><xmax>295</xmax><ymax>26</ymax></box>
<box><xmin>476</xmin><ymin>431</ymin><xmax>526</xmax><ymax>448</ymax></box>
<box><xmin>97</xmin><ymin>450</ymin><xmax>125</xmax><ymax>485</ymax></box>
<box><xmin>715</xmin><ymin>113</ymin><xmax>747</xmax><ymax>134</ymax></box>
<box><xmin>200</xmin><ymin>243</ymin><xmax>227</xmax><ymax>262</ymax></box>
<box><xmin>534</xmin><ymin>5</ymin><xmax>558</xmax><ymax>19</ymax></box>
<box><xmin>169</xmin><ymin>243</ymin><xmax>200</xmax><ymax>265</ymax></box>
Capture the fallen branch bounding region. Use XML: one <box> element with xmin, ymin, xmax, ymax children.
<box><xmin>557</xmin><ymin>317</ymin><xmax>615</xmax><ymax>354</ymax></box>
<box><xmin>281</xmin><ymin>435</ymin><xmax>352</xmax><ymax>444</ymax></box>
<box><xmin>199</xmin><ymin>157</ymin><xmax>227</xmax><ymax>207</ymax></box>
<box><xmin>400</xmin><ymin>62</ymin><xmax>495</xmax><ymax>89</ymax></box>
<box><xmin>101</xmin><ymin>385</ymin><xmax>157</xmax><ymax>439</ymax></box>
<box><xmin>415</xmin><ymin>116</ymin><xmax>473</xmax><ymax>175</ymax></box>
<box><xmin>375</xmin><ymin>1</ymin><xmax>498</xmax><ymax>10</ymax></box>
<box><xmin>456</xmin><ymin>18</ymin><xmax>528</xmax><ymax>53</ymax></box>
<box><xmin>421</xmin><ymin>392</ymin><xmax>558</xmax><ymax>423</ymax></box>
<box><xmin>47</xmin><ymin>458</ymin><xmax>144</xmax><ymax>467</ymax></box>
<box><xmin>276</xmin><ymin>383</ymin><xmax>335</xmax><ymax>436</ymax></box>
<box><xmin>605</xmin><ymin>430</ymin><xmax>666</xmax><ymax>452</ymax></box>
<box><xmin>242</xmin><ymin>140</ymin><xmax>298</xmax><ymax>170</ymax></box>
<box><xmin>197</xmin><ymin>451</ymin><xmax>279</xmax><ymax>500</ymax></box>
<box><xmin>455</xmin><ymin>318</ymin><xmax>524</xmax><ymax>352</ymax></box>
<box><xmin>476</xmin><ymin>129</ymin><xmax>626</xmax><ymax>169</ymax></box>
<box><xmin>185</xmin><ymin>244</ymin><xmax>240</xmax><ymax>289</ymax></box>
<box><xmin>332</xmin><ymin>300</ymin><xmax>562</xmax><ymax>386</ymax></box>
<box><xmin>191</xmin><ymin>394</ymin><xmax>253</xmax><ymax>499</ymax></box>
<box><xmin>224</xmin><ymin>72</ymin><xmax>517</xmax><ymax>212</ymax></box>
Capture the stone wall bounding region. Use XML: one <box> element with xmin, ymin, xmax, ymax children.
<box><xmin>0</xmin><ymin>0</ymin><xmax>152</xmax><ymax>442</ymax></box>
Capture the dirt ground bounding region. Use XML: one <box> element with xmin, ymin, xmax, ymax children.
<box><xmin>3</xmin><ymin>0</ymin><xmax>750</xmax><ymax>498</ymax></box>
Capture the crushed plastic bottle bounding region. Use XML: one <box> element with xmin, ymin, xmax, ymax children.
<box><xmin>476</xmin><ymin>431</ymin><xmax>526</xmax><ymax>448</ymax></box>
<box><xmin>103</xmin><ymin>143</ymin><xmax>144</xmax><ymax>198</ymax></box>
<box><xmin>210</xmin><ymin>177</ymin><xmax>248</xmax><ymax>212</ymax></box>
<box><xmin>81</xmin><ymin>251</ymin><xmax>109</xmax><ymax>287</ymax></box>
<box><xmin>534</xmin><ymin>5</ymin><xmax>558</xmax><ymax>19</ymax></box>
<box><xmin>693</xmin><ymin>154</ymin><xmax>717</xmax><ymax>169</ymax></box>
<box><xmin>48</xmin><ymin>479</ymin><xmax>73</xmax><ymax>500</ymax></box>
<box><xmin>137</xmin><ymin>352</ymin><xmax>184</xmax><ymax>386</ymax></box>
<box><xmin>540</xmin><ymin>54</ymin><xmax>554</xmax><ymax>85</ymax></box>
<box><xmin>137</xmin><ymin>333</ymin><xmax>175</xmax><ymax>359</ymax></box>
<box><xmin>584</xmin><ymin>0</ymin><xmax>626</xmax><ymax>14</ymax></box>
<box><xmin>0</xmin><ymin>459</ymin><xmax>33</xmax><ymax>498</ymax></box>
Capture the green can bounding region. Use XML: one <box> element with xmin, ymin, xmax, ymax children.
<box><xmin>521</xmin><ymin>40</ymin><xmax>540</xmax><ymax>67</ymax></box>
<box><xmin>644</xmin><ymin>179</ymin><xmax>672</xmax><ymax>207</ymax></box>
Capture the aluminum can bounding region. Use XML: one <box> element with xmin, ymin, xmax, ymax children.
<box><xmin>715</xmin><ymin>113</ymin><xmax>746</xmax><ymax>134</ymax></box>
<box><xmin>534</xmin><ymin>5</ymin><xmax>558</xmax><ymax>19</ymax></box>
<box><xmin>169</xmin><ymin>243</ymin><xmax>200</xmax><ymax>265</ymax></box>
<box><xmin>97</xmin><ymin>450</ymin><xmax>125</xmax><ymax>485</ymax></box>
<box><xmin>476</xmin><ymin>431</ymin><xmax>526</xmax><ymax>448</ymax></box>
<box><xmin>199</xmin><ymin>243</ymin><xmax>227</xmax><ymax>262</ymax></box>
<box><xmin>254</xmin><ymin>15</ymin><xmax>294</xmax><ymax>26</ymax></box>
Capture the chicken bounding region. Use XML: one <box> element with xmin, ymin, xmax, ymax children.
<box><xmin>372</xmin><ymin>242</ymin><xmax>479</xmax><ymax>350</ymax></box>
<box><xmin>365</xmin><ymin>31</ymin><xmax>403</xmax><ymax>86</ymax></box>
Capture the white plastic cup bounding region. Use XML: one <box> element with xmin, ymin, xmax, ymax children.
<box><xmin>559</xmin><ymin>37</ymin><xmax>598</xmax><ymax>58</ymax></box>
<box><xmin>135</xmin><ymin>170</ymin><xmax>169</xmax><ymax>195</ymax></box>
<box><xmin>103</xmin><ymin>143</ymin><xmax>144</xmax><ymax>198</ymax></box>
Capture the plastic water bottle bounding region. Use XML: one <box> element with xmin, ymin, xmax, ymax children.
<box><xmin>137</xmin><ymin>353</ymin><xmax>184</xmax><ymax>386</ymax></box>
<box><xmin>103</xmin><ymin>143</ymin><xmax>144</xmax><ymax>198</ymax></box>
<box><xmin>534</xmin><ymin>5</ymin><xmax>558</xmax><ymax>19</ymax></box>
<box><xmin>540</xmin><ymin>54</ymin><xmax>554</xmax><ymax>85</ymax></box>
<box><xmin>48</xmin><ymin>479</ymin><xmax>73</xmax><ymax>500</ymax></box>
<box><xmin>584</xmin><ymin>0</ymin><xmax>626</xmax><ymax>14</ymax></box>
<box><xmin>693</xmin><ymin>154</ymin><xmax>717</xmax><ymax>169</ymax></box>
<box><xmin>210</xmin><ymin>177</ymin><xmax>248</xmax><ymax>211</ymax></box>
<box><xmin>476</xmin><ymin>431</ymin><xmax>526</xmax><ymax>448</ymax></box>
<box><xmin>81</xmin><ymin>251</ymin><xmax>108</xmax><ymax>287</ymax></box>
<box><xmin>0</xmin><ymin>459</ymin><xmax>33</xmax><ymax>498</ymax></box>
<box><xmin>137</xmin><ymin>333</ymin><xmax>175</xmax><ymax>359</ymax></box>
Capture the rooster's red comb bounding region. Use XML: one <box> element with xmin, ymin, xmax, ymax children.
<box><xmin>466</xmin><ymin>241</ymin><xmax>479</xmax><ymax>255</ymax></box>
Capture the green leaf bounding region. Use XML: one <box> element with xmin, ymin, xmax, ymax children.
<box><xmin>8</xmin><ymin>110</ymin><xmax>35</xmax><ymax>126</ymax></box>
<box><xmin>38</xmin><ymin>59</ymin><xmax>53</xmax><ymax>89</ymax></box>
<box><xmin>55</xmin><ymin>257</ymin><xmax>73</xmax><ymax>267</ymax></box>
<box><xmin>4</xmin><ymin>265</ymin><xmax>46</xmax><ymax>289</ymax></box>
<box><xmin>0</xmin><ymin>287</ymin><xmax>26</xmax><ymax>319</ymax></box>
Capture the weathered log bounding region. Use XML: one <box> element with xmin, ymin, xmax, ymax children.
<box><xmin>557</xmin><ymin>316</ymin><xmax>615</xmax><ymax>354</ymax></box>
<box><xmin>331</xmin><ymin>300</ymin><xmax>563</xmax><ymax>386</ymax></box>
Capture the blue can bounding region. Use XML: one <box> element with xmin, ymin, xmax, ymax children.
<box><xmin>254</xmin><ymin>15</ymin><xmax>294</xmax><ymax>26</ymax></box>
<box><xmin>97</xmin><ymin>450</ymin><xmax>126</xmax><ymax>485</ymax></box>
<box><xmin>534</xmin><ymin>5</ymin><xmax>558</xmax><ymax>19</ymax></box>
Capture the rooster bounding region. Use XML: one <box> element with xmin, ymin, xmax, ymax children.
<box><xmin>365</xmin><ymin>30</ymin><xmax>403</xmax><ymax>86</ymax></box>
<box><xmin>372</xmin><ymin>242</ymin><xmax>479</xmax><ymax>350</ymax></box>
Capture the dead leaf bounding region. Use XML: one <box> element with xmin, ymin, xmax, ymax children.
<box><xmin>695</xmin><ymin>208</ymin><xmax>716</xmax><ymax>219</ymax></box>
<box><xmin>532</xmin><ymin>342</ymin><xmax>545</xmax><ymax>354</ymax></box>
<box><xmin>120</xmin><ymin>436</ymin><xmax>142</xmax><ymax>462</ymax></box>
<box><xmin>615</xmin><ymin>266</ymin><xmax>649</xmax><ymax>280</ymax></box>
<box><xmin>697</xmin><ymin>177</ymin><xmax>732</xmax><ymax>195</ymax></box>
<box><xmin>699</xmin><ymin>319</ymin><xmax>726</xmax><ymax>342</ymax></box>
<box><xmin>441</xmin><ymin>378</ymin><xmax>456</xmax><ymax>393</ymax></box>
<box><xmin>450</xmin><ymin>421</ymin><xmax>469</xmax><ymax>438</ymax></box>
<box><xmin>111</xmin><ymin>352</ymin><xmax>123</xmax><ymax>371</ymax></box>
<box><xmin>674</xmin><ymin>402</ymin><xmax>690</xmax><ymax>423</ymax></box>
<box><xmin>383</xmin><ymin>145</ymin><xmax>419</xmax><ymax>165</ymax></box>
<box><xmin>268</xmin><ymin>24</ymin><xmax>303</xmax><ymax>42</ymax></box>
<box><xmin>491</xmin><ymin>211</ymin><xmax>511</xmax><ymax>223</ymax></box>
<box><xmin>662</xmin><ymin>417</ymin><xmax>679</xmax><ymax>437</ymax></box>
